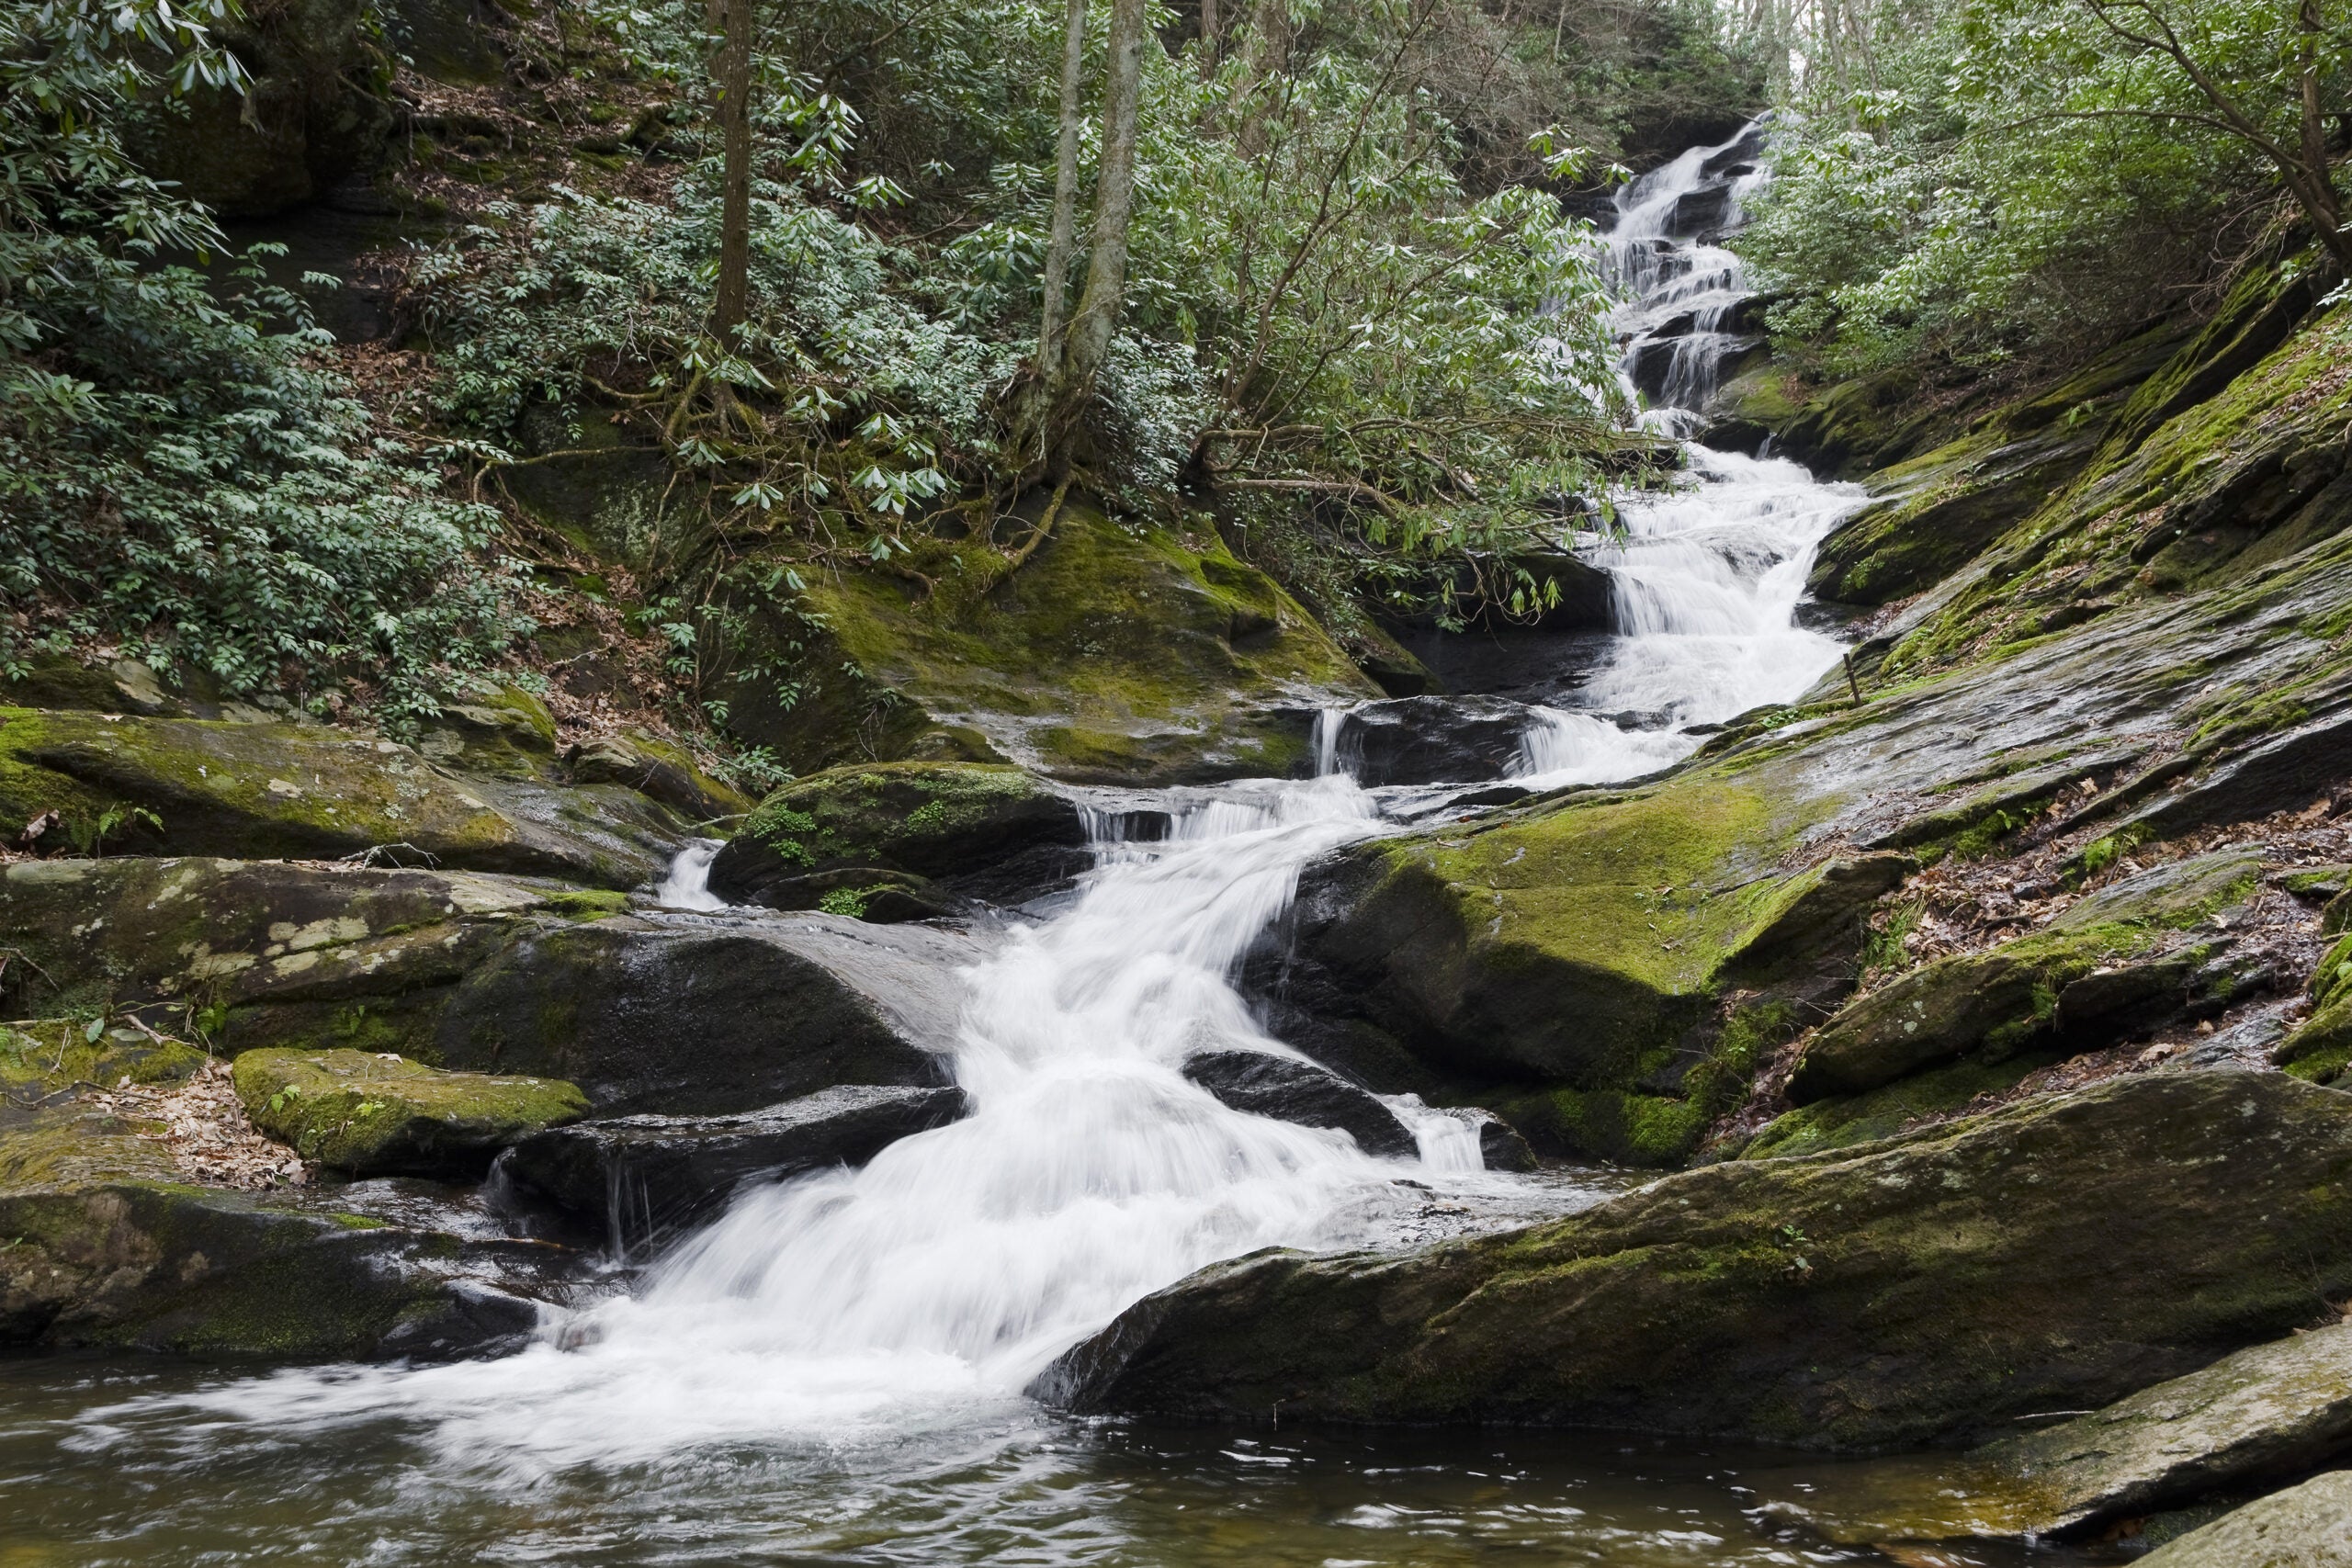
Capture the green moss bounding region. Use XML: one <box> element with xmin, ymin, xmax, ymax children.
<box><xmin>1495</xmin><ymin>1085</ymin><xmax>1710</xmax><ymax>1167</ymax></box>
<box><xmin>231</xmin><ymin>1047</ymin><xmax>586</xmax><ymax>1174</ymax></box>
<box><xmin>0</xmin><ymin>1023</ymin><xmax>208</xmax><ymax>1099</ymax></box>
<box><xmin>535</xmin><ymin>888</ymin><xmax>630</xmax><ymax>921</ymax></box>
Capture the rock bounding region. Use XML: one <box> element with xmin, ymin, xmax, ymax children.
<box><xmin>232</xmin><ymin>1048</ymin><xmax>587</xmax><ymax>1176</ymax></box>
<box><xmin>2136</xmin><ymin>1471</ymin><xmax>2352</xmax><ymax>1566</ymax></box>
<box><xmin>711</xmin><ymin>501</ymin><xmax>1381</xmax><ymax>787</ymax></box>
<box><xmin>1785</xmin><ymin>850</ymin><xmax>2262</xmax><ymax>1103</ymax></box>
<box><xmin>707</xmin><ymin>761</ymin><xmax>1087</xmax><ymax>916</ymax></box>
<box><xmin>431</xmin><ymin>911</ymin><xmax>970</xmax><ymax>1114</ymax></box>
<box><xmin>0</xmin><ymin>1046</ymin><xmax>575</xmax><ymax>1359</ymax></box>
<box><xmin>1435</xmin><ymin>1106</ymin><xmax>1539</xmax><ymax>1171</ymax></box>
<box><xmin>0</xmin><ymin>858</ymin><xmax>972</xmax><ymax>1121</ymax></box>
<box><xmin>504</xmin><ymin>1084</ymin><xmax>967</xmax><ymax>1247</ymax></box>
<box><xmin>0</xmin><ymin>708</ymin><xmax>691</xmax><ymax>887</ymax></box>
<box><xmin>1317</xmin><ymin>696</ymin><xmax>1540</xmax><ymax>785</ymax></box>
<box><xmin>1042</xmin><ymin>1074</ymin><xmax>2352</xmax><ymax>1450</ymax></box>
<box><xmin>2123</xmin><ymin>711</ymin><xmax>2352</xmax><ymax>838</ymax></box>
<box><xmin>1969</xmin><ymin>1323</ymin><xmax>2352</xmax><ymax>1536</ymax></box>
<box><xmin>1181</xmin><ymin>1050</ymin><xmax>1419</xmax><ymax>1159</ymax></box>
<box><xmin>567</xmin><ymin>729</ymin><xmax>753</xmax><ymax>822</ymax></box>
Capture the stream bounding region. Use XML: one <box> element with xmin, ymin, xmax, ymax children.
<box><xmin>0</xmin><ymin>124</ymin><xmax>2110</xmax><ymax>1566</ymax></box>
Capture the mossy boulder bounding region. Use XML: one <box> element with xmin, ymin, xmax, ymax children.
<box><xmin>0</xmin><ymin>859</ymin><xmax>970</xmax><ymax>1120</ymax></box>
<box><xmin>717</xmin><ymin>501</ymin><xmax>1381</xmax><ymax>786</ymax></box>
<box><xmin>0</xmin><ymin>708</ymin><xmax>691</xmax><ymax>887</ymax></box>
<box><xmin>1046</xmin><ymin>1073</ymin><xmax>2352</xmax><ymax>1450</ymax></box>
<box><xmin>0</xmin><ymin>1055</ymin><xmax>577</xmax><ymax>1359</ymax></box>
<box><xmin>707</xmin><ymin>761</ymin><xmax>1086</xmax><ymax>918</ymax></box>
<box><xmin>232</xmin><ymin>1048</ymin><xmax>587</xmax><ymax>1175</ymax></box>
<box><xmin>1739</xmin><ymin>1048</ymin><xmax>2067</xmax><ymax>1160</ymax></box>
<box><xmin>1786</xmin><ymin>849</ymin><xmax>2262</xmax><ymax>1103</ymax></box>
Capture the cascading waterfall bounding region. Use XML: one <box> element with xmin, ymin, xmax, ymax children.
<box><xmin>1513</xmin><ymin>117</ymin><xmax>1861</xmax><ymax>784</ymax></box>
<box><xmin>99</xmin><ymin>118</ymin><xmax>1860</xmax><ymax>1481</ymax></box>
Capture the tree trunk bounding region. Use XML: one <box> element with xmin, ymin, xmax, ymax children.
<box><xmin>1199</xmin><ymin>0</ymin><xmax>1217</xmax><ymax>69</ymax></box>
<box><xmin>712</xmin><ymin>0</ymin><xmax>755</xmax><ymax>343</ymax></box>
<box><xmin>1036</xmin><ymin>0</ymin><xmax>1091</xmax><ymax>377</ymax></box>
<box><xmin>1056</xmin><ymin>0</ymin><xmax>1149</xmax><ymax>405</ymax></box>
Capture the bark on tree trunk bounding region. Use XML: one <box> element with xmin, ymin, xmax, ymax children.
<box><xmin>1036</xmin><ymin>0</ymin><xmax>1091</xmax><ymax>377</ymax></box>
<box><xmin>712</xmin><ymin>0</ymin><xmax>756</xmax><ymax>343</ymax></box>
<box><xmin>1199</xmin><ymin>0</ymin><xmax>1217</xmax><ymax>69</ymax></box>
<box><xmin>1057</xmin><ymin>0</ymin><xmax>1149</xmax><ymax>405</ymax></box>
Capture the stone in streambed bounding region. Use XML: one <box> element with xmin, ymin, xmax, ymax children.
<box><xmin>1317</xmin><ymin>696</ymin><xmax>1541</xmax><ymax>786</ymax></box>
<box><xmin>1182</xmin><ymin>1050</ymin><xmax>1419</xmax><ymax>1159</ymax></box>
<box><xmin>232</xmin><ymin>1048</ymin><xmax>587</xmax><ymax>1176</ymax></box>
<box><xmin>504</xmin><ymin>1084</ymin><xmax>967</xmax><ymax>1244</ymax></box>
<box><xmin>1435</xmin><ymin>1106</ymin><xmax>1539</xmax><ymax>1172</ymax></box>
<box><xmin>707</xmin><ymin>761</ymin><xmax>1088</xmax><ymax>917</ymax></box>
<box><xmin>1042</xmin><ymin>1074</ymin><xmax>2352</xmax><ymax>1450</ymax></box>
<box><xmin>2137</xmin><ymin>1471</ymin><xmax>2352</xmax><ymax>1566</ymax></box>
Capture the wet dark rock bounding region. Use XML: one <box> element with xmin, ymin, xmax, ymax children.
<box><xmin>506</xmin><ymin>1084</ymin><xmax>967</xmax><ymax>1247</ymax></box>
<box><xmin>1042</xmin><ymin>1074</ymin><xmax>2352</xmax><ymax>1449</ymax></box>
<box><xmin>432</xmin><ymin>912</ymin><xmax>971</xmax><ymax>1116</ymax></box>
<box><xmin>2121</xmin><ymin>710</ymin><xmax>2352</xmax><ymax>838</ymax></box>
<box><xmin>1323</xmin><ymin>696</ymin><xmax>1539</xmax><ymax>785</ymax></box>
<box><xmin>1436</xmin><ymin>1107</ymin><xmax>1539</xmax><ymax>1172</ymax></box>
<box><xmin>708</xmin><ymin>761</ymin><xmax>1089</xmax><ymax>917</ymax></box>
<box><xmin>1181</xmin><ymin>1050</ymin><xmax>1419</xmax><ymax>1159</ymax></box>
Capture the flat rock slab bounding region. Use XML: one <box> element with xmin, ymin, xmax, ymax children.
<box><xmin>1976</xmin><ymin>1324</ymin><xmax>2352</xmax><ymax>1534</ymax></box>
<box><xmin>506</xmin><ymin>1084</ymin><xmax>967</xmax><ymax>1245</ymax></box>
<box><xmin>232</xmin><ymin>1047</ymin><xmax>587</xmax><ymax>1177</ymax></box>
<box><xmin>1043</xmin><ymin>1073</ymin><xmax>2352</xmax><ymax>1450</ymax></box>
<box><xmin>2139</xmin><ymin>1470</ymin><xmax>2352</xmax><ymax>1566</ymax></box>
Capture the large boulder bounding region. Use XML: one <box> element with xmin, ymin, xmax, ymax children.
<box><xmin>0</xmin><ymin>708</ymin><xmax>691</xmax><ymax>887</ymax></box>
<box><xmin>0</xmin><ymin>860</ymin><xmax>976</xmax><ymax>1120</ymax></box>
<box><xmin>232</xmin><ymin>1048</ymin><xmax>587</xmax><ymax>1176</ymax></box>
<box><xmin>429</xmin><ymin>911</ymin><xmax>971</xmax><ymax>1114</ymax></box>
<box><xmin>1043</xmin><ymin>1074</ymin><xmax>2352</xmax><ymax>1450</ymax></box>
<box><xmin>1180</xmin><ymin>1050</ymin><xmax>1419</xmax><ymax>1159</ymax></box>
<box><xmin>504</xmin><ymin>1084</ymin><xmax>967</xmax><ymax>1247</ymax></box>
<box><xmin>1314</xmin><ymin>696</ymin><xmax>1542</xmax><ymax>785</ymax></box>
<box><xmin>707</xmin><ymin>761</ymin><xmax>1087</xmax><ymax>917</ymax></box>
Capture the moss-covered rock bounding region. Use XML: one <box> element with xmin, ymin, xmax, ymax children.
<box><xmin>707</xmin><ymin>761</ymin><xmax>1085</xmax><ymax>916</ymax></box>
<box><xmin>1786</xmin><ymin>850</ymin><xmax>2262</xmax><ymax>1103</ymax></box>
<box><xmin>716</xmin><ymin>501</ymin><xmax>1381</xmax><ymax>786</ymax></box>
<box><xmin>232</xmin><ymin>1048</ymin><xmax>586</xmax><ymax>1175</ymax></box>
<box><xmin>1740</xmin><ymin>1049</ymin><xmax>2065</xmax><ymax>1160</ymax></box>
<box><xmin>1046</xmin><ymin>1073</ymin><xmax>2352</xmax><ymax>1449</ymax></box>
<box><xmin>0</xmin><ymin>708</ymin><xmax>692</xmax><ymax>887</ymax></box>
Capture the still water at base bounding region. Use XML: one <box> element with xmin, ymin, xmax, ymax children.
<box><xmin>1</xmin><ymin>1357</ymin><xmax>2116</xmax><ymax>1566</ymax></box>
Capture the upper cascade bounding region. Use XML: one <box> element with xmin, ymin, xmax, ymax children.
<box><xmin>1602</xmin><ymin>118</ymin><xmax>1771</xmax><ymax>429</ymax></box>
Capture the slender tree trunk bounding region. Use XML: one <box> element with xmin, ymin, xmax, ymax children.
<box><xmin>712</xmin><ymin>0</ymin><xmax>755</xmax><ymax>343</ymax></box>
<box><xmin>1051</xmin><ymin>0</ymin><xmax>1148</xmax><ymax>422</ymax></box>
<box><xmin>1036</xmin><ymin>0</ymin><xmax>1091</xmax><ymax>376</ymax></box>
<box><xmin>1199</xmin><ymin>0</ymin><xmax>1217</xmax><ymax>69</ymax></box>
<box><xmin>2294</xmin><ymin>0</ymin><xmax>2347</xmax><ymax>268</ymax></box>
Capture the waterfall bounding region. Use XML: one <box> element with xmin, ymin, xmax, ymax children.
<box><xmin>116</xmin><ymin>120</ymin><xmax>1862</xmax><ymax>1473</ymax></box>
<box><xmin>1514</xmin><ymin>118</ymin><xmax>1860</xmax><ymax>784</ymax></box>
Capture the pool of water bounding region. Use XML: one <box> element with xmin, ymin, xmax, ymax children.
<box><xmin>0</xmin><ymin>1356</ymin><xmax>2121</xmax><ymax>1567</ymax></box>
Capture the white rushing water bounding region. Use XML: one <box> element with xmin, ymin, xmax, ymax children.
<box><xmin>102</xmin><ymin>119</ymin><xmax>1858</xmax><ymax>1475</ymax></box>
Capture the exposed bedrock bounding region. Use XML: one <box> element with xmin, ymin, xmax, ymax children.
<box><xmin>1043</xmin><ymin>1073</ymin><xmax>2352</xmax><ymax>1449</ymax></box>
